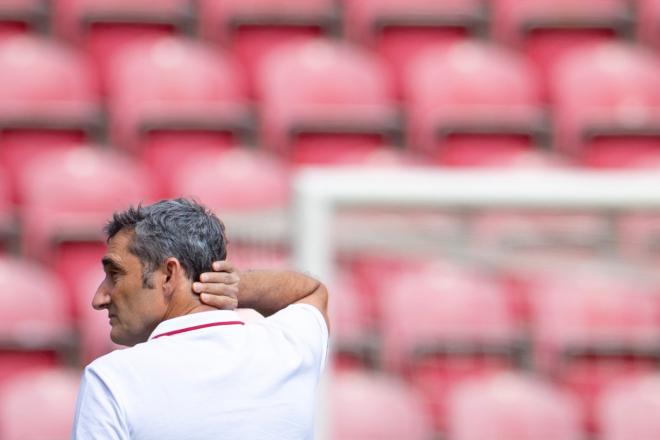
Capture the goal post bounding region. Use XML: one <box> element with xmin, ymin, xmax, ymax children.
<box><xmin>291</xmin><ymin>167</ymin><xmax>660</xmax><ymax>440</ymax></box>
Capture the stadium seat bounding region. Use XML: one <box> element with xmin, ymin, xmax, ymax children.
<box><xmin>598</xmin><ymin>374</ymin><xmax>660</xmax><ymax>440</ymax></box>
<box><xmin>618</xmin><ymin>212</ymin><xmax>660</xmax><ymax>264</ymax></box>
<box><xmin>331</xmin><ymin>371</ymin><xmax>434</xmax><ymax>440</ymax></box>
<box><xmin>0</xmin><ymin>257</ymin><xmax>74</xmax><ymax>385</ymax></box>
<box><xmin>638</xmin><ymin>0</ymin><xmax>660</xmax><ymax>50</ymax></box>
<box><xmin>199</xmin><ymin>0</ymin><xmax>339</xmax><ymax>96</ymax></box>
<box><xmin>53</xmin><ymin>0</ymin><xmax>195</xmax><ymax>93</ymax></box>
<box><xmin>172</xmin><ymin>148</ymin><xmax>291</xmax><ymax>269</ymax></box>
<box><xmin>344</xmin><ymin>0</ymin><xmax>488</xmax><ymax>96</ymax></box>
<box><xmin>0</xmin><ymin>0</ymin><xmax>48</xmax><ymax>40</ymax></box>
<box><xmin>551</xmin><ymin>43</ymin><xmax>660</xmax><ymax>168</ymax></box>
<box><xmin>448</xmin><ymin>373</ymin><xmax>582</xmax><ymax>440</ymax></box>
<box><xmin>107</xmin><ymin>38</ymin><xmax>252</xmax><ymax>198</ymax></box>
<box><xmin>531</xmin><ymin>269</ymin><xmax>660</xmax><ymax>433</ymax></box>
<box><xmin>257</xmin><ymin>39</ymin><xmax>400</xmax><ymax>165</ymax></box>
<box><xmin>0</xmin><ymin>368</ymin><xmax>80</xmax><ymax>440</ymax></box>
<box><xmin>0</xmin><ymin>172</ymin><xmax>16</xmax><ymax>253</ymax></box>
<box><xmin>18</xmin><ymin>147</ymin><xmax>154</xmax><ymax>316</ymax></box>
<box><xmin>404</xmin><ymin>41</ymin><xmax>548</xmax><ymax>167</ymax></box>
<box><xmin>380</xmin><ymin>260</ymin><xmax>523</xmax><ymax>430</ymax></box>
<box><xmin>492</xmin><ymin>0</ymin><xmax>633</xmax><ymax>97</ymax></box>
<box><xmin>0</xmin><ymin>36</ymin><xmax>101</xmax><ymax>202</ymax></box>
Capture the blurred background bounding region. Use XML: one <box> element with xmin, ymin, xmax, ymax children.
<box><xmin>1</xmin><ymin>0</ymin><xmax>660</xmax><ymax>439</ymax></box>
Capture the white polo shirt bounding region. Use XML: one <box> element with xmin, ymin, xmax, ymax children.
<box><xmin>72</xmin><ymin>304</ymin><xmax>328</xmax><ymax>440</ymax></box>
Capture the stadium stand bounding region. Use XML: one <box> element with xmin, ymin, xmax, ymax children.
<box><xmin>0</xmin><ymin>368</ymin><xmax>80</xmax><ymax>440</ymax></box>
<box><xmin>257</xmin><ymin>39</ymin><xmax>401</xmax><ymax>165</ymax></box>
<box><xmin>551</xmin><ymin>42</ymin><xmax>660</xmax><ymax>168</ymax></box>
<box><xmin>0</xmin><ymin>257</ymin><xmax>74</xmax><ymax>385</ymax></box>
<box><xmin>0</xmin><ymin>173</ymin><xmax>17</xmax><ymax>254</ymax></box>
<box><xmin>531</xmin><ymin>268</ymin><xmax>660</xmax><ymax>433</ymax></box>
<box><xmin>53</xmin><ymin>0</ymin><xmax>195</xmax><ymax>93</ymax></box>
<box><xmin>492</xmin><ymin>0</ymin><xmax>633</xmax><ymax>98</ymax></box>
<box><xmin>0</xmin><ymin>35</ymin><xmax>101</xmax><ymax>202</ymax></box>
<box><xmin>18</xmin><ymin>147</ymin><xmax>154</xmax><ymax>316</ymax></box>
<box><xmin>598</xmin><ymin>374</ymin><xmax>660</xmax><ymax>440</ymax></box>
<box><xmin>0</xmin><ymin>0</ymin><xmax>49</xmax><ymax>40</ymax></box>
<box><xmin>639</xmin><ymin>0</ymin><xmax>660</xmax><ymax>50</ymax></box>
<box><xmin>198</xmin><ymin>0</ymin><xmax>339</xmax><ymax>97</ymax></box>
<box><xmin>447</xmin><ymin>372</ymin><xmax>583</xmax><ymax>440</ymax></box>
<box><xmin>380</xmin><ymin>260</ymin><xmax>522</xmax><ymax>430</ymax></box>
<box><xmin>106</xmin><ymin>37</ymin><xmax>252</xmax><ymax>198</ymax></box>
<box><xmin>404</xmin><ymin>40</ymin><xmax>550</xmax><ymax>167</ymax></box>
<box><xmin>331</xmin><ymin>371</ymin><xmax>434</xmax><ymax>440</ymax></box>
<box><xmin>343</xmin><ymin>0</ymin><xmax>487</xmax><ymax>96</ymax></box>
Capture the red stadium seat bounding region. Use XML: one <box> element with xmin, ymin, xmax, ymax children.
<box><xmin>551</xmin><ymin>43</ymin><xmax>660</xmax><ymax>168</ymax></box>
<box><xmin>492</xmin><ymin>0</ymin><xmax>632</xmax><ymax>97</ymax></box>
<box><xmin>448</xmin><ymin>373</ymin><xmax>582</xmax><ymax>440</ymax></box>
<box><xmin>0</xmin><ymin>36</ymin><xmax>101</xmax><ymax>202</ymax></box>
<box><xmin>531</xmin><ymin>269</ymin><xmax>660</xmax><ymax>433</ymax></box>
<box><xmin>107</xmin><ymin>38</ymin><xmax>251</xmax><ymax>198</ymax></box>
<box><xmin>0</xmin><ymin>0</ymin><xmax>48</xmax><ymax>40</ymax></box>
<box><xmin>598</xmin><ymin>374</ymin><xmax>660</xmax><ymax>440</ymax></box>
<box><xmin>404</xmin><ymin>41</ymin><xmax>548</xmax><ymax>167</ymax></box>
<box><xmin>18</xmin><ymin>147</ymin><xmax>154</xmax><ymax>315</ymax></box>
<box><xmin>53</xmin><ymin>0</ymin><xmax>194</xmax><ymax>93</ymax></box>
<box><xmin>258</xmin><ymin>39</ymin><xmax>400</xmax><ymax>165</ymax></box>
<box><xmin>331</xmin><ymin>371</ymin><xmax>434</xmax><ymax>440</ymax></box>
<box><xmin>639</xmin><ymin>0</ymin><xmax>660</xmax><ymax>51</ymax></box>
<box><xmin>344</xmin><ymin>0</ymin><xmax>487</xmax><ymax>96</ymax></box>
<box><xmin>0</xmin><ymin>368</ymin><xmax>80</xmax><ymax>440</ymax></box>
<box><xmin>0</xmin><ymin>172</ymin><xmax>16</xmax><ymax>253</ymax></box>
<box><xmin>380</xmin><ymin>260</ymin><xmax>522</xmax><ymax>430</ymax></box>
<box><xmin>173</xmin><ymin>148</ymin><xmax>291</xmax><ymax>269</ymax></box>
<box><xmin>0</xmin><ymin>257</ymin><xmax>74</xmax><ymax>385</ymax></box>
<box><xmin>199</xmin><ymin>0</ymin><xmax>339</xmax><ymax>96</ymax></box>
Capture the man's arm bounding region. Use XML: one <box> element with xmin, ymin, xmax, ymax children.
<box><xmin>193</xmin><ymin>261</ymin><xmax>329</xmax><ymax>329</ymax></box>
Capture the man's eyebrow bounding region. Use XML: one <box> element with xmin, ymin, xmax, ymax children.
<box><xmin>102</xmin><ymin>257</ymin><xmax>125</xmax><ymax>273</ymax></box>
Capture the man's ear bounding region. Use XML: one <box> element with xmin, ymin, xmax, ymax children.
<box><xmin>162</xmin><ymin>257</ymin><xmax>182</xmax><ymax>298</ymax></box>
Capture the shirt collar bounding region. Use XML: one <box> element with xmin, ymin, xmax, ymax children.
<box><xmin>148</xmin><ymin>310</ymin><xmax>244</xmax><ymax>341</ymax></box>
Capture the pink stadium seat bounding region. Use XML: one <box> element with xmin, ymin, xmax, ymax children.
<box><xmin>492</xmin><ymin>0</ymin><xmax>632</xmax><ymax>97</ymax></box>
<box><xmin>618</xmin><ymin>212</ymin><xmax>660</xmax><ymax>264</ymax></box>
<box><xmin>53</xmin><ymin>0</ymin><xmax>194</xmax><ymax>93</ymax></box>
<box><xmin>380</xmin><ymin>260</ymin><xmax>522</xmax><ymax>430</ymax></box>
<box><xmin>331</xmin><ymin>371</ymin><xmax>434</xmax><ymax>440</ymax></box>
<box><xmin>257</xmin><ymin>39</ymin><xmax>400</xmax><ymax>165</ymax></box>
<box><xmin>531</xmin><ymin>270</ymin><xmax>660</xmax><ymax>433</ymax></box>
<box><xmin>551</xmin><ymin>43</ymin><xmax>660</xmax><ymax>168</ymax></box>
<box><xmin>173</xmin><ymin>148</ymin><xmax>291</xmax><ymax>270</ymax></box>
<box><xmin>0</xmin><ymin>257</ymin><xmax>74</xmax><ymax>385</ymax></box>
<box><xmin>0</xmin><ymin>36</ymin><xmax>101</xmax><ymax>202</ymax></box>
<box><xmin>0</xmin><ymin>0</ymin><xmax>48</xmax><ymax>39</ymax></box>
<box><xmin>18</xmin><ymin>147</ymin><xmax>154</xmax><ymax>315</ymax></box>
<box><xmin>0</xmin><ymin>368</ymin><xmax>80</xmax><ymax>440</ymax></box>
<box><xmin>0</xmin><ymin>172</ymin><xmax>16</xmax><ymax>253</ymax></box>
<box><xmin>404</xmin><ymin>41</ymin><xmax>548</xmax><ymax>167</ymax></box>
<box><xmin>107</xmin><ymin>38</ymin><xmax>251</xmax><ymax>198</ymax></box>
<box><xmin>639</xmin><ymin>0</ymin><xmax>660</xmax><ymax>50</ymax></box>
<box><xmin>599</xmin><ymin>374</ymin><xmax>660</xmax><ymax>440</ymax></box>
<box><xmin>199</xmin><ymin>0</ymin><xmax>338</xmax><ymax>97</ymax></box>
<box><xmin>344</xmin><ymin>0</ymin><xmax>487</xmax><ymax>96</ymax></box>
<box><xmin>448</xmin><ymin>373</ymin><xmax>582</xmax><ymax>440</ymax></box>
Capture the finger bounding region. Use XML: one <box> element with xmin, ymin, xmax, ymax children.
<box><xmin>198</xmin><ymin>271</ymin><xmax>239</xmax><ymax>284</ymax></box>
<box><xmin>200</xmin><ymin>293</ymin><xmax>238</xmax><ymax>310</ymax></box>
<box><xmin>212</xmin><ymin>260</ymin><xmax>235</xmax><ymax>272</ymax></box>
<box><xmin>193</xmin><ymin>282</ymin><xmax>238</xmax><ymax>298</ymax></box>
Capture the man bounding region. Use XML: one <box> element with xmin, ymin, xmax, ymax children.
<box><xmin>72</xmin><ymin>198</ymin><xmax>329</xmax><ymax>439</ymax></box>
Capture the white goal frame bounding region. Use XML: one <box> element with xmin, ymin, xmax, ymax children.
<box><xmin>291</xmin><ymin>167</ymin><xmax>660</xmax><ymax>440</ymax></box>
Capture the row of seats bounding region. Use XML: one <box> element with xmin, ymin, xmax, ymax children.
<box><xmin>1</xmin><ymin>366</ymin><xmax>659</xmax><ymax>440</ymax></box>
<box><xmin>1</xmin><ymin>0</ymin><xmax>660</xmax><ymax>96</ymax></box>
<box><xmin>333</xmin><ymin>370</ymin><xmax>660</xmax><ymax>440</ymax></box>
<box><xmin>0</xmin><ymin>34</ymin><xmax>660</xmax><ymax>203</ymax></box>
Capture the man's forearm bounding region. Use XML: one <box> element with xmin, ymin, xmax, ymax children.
<box><xmin>237</xmin><ymin>270</ymin><xmax>322</xmax><ymax>317</ymax></box>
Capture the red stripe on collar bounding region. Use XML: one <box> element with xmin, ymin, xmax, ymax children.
<box><xmin>152</xmin><ymin>321</ymin><xmax>245</xmax><ymax>339</ymax></box>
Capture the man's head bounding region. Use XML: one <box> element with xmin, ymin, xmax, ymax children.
<box><xmin>92</xmin><ymin>198</ymin><xmax>227</xmax><ymax>346</ymax></box>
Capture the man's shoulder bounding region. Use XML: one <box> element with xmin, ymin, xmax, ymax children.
<box><xmin>85</xmin><ymin>341</ymin><xmax>153</xmax><ymax>376</ymax></box>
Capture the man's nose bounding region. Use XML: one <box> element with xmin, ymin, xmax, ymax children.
<box><xmin>92</xmin><ymin>283</ymin><xmax>110</xmax><ymax>310</ymax></box>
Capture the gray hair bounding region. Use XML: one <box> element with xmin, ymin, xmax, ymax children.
<box><xmin>105</xmin><ymin>198</ymin><xmax>227</xmax><ymax>287</ymax></box>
